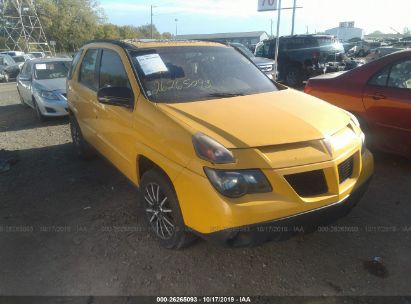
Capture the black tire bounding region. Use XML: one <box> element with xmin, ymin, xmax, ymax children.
<box><xmin>33</xmin><ymin>98</ymin><xmax>46</xmax><ymax>122</ymax></box>
<box><xmin>69</xmin><ymin>115</ymin><xmax>96</xmax><ymax>159</ymax></box>
<box><xmin>139</xmin><ymin>169</ymin><xmax>197</xmax><ymax>249</ymax></box>
<box><xmin>356</xmin><ymin>116</ymin><xmax>375</xmax><ymax>151</ymax></box>
<box><xmin>285</xmin><ymin>66</ymin><xmax>303</xmax><ymax>87</ymax></box>
<box><xmin>17</xmin><ymin>88</ymin><xmax>26</xmax><ymax>106</ymax></box>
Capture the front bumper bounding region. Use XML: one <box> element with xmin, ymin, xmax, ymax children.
<box><xmin>197</xmin><ymin>177</ymin><xmax>371</xmax><ymax>247</ymax></box>
<box><xmin>173</xmin><ymin>148</ymin><xmax>374</xmax><ymax>240</ymax></box>
<box><xmin>35</xmin><ymin>94</ymin><xmax>69</xmax><ymax>117</ymax></box>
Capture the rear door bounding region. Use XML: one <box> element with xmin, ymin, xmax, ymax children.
<box><xmin>73</xmin><ymin>48</ymin><xmax>100</xmax><ymax>146</ymax></box>
<box><xmin>363</xmin><ymin>57</ymin><xmax>411</xmax><ymax>156</ymax></box>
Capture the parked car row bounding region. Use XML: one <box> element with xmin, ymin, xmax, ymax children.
<box><xmin>255</xmin><ymin>35</ymin><xmax>346</xmax><ymax>87</ymax></box>
<box><xmin>0</xmin><ymin>50</ymin><xmax>48</xmax><ymax>82</ymax></box>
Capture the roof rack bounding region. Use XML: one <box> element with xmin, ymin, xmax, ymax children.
<box><xmin>84</xmin><ymin>39</ymin><xmax>138</xmax><ymax>50</ymax></box>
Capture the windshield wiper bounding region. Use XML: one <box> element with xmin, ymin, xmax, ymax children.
<box><xmin>206</xmin><ymin>92</ymin><xmax>245</xmax><ymax>98</ymax></box>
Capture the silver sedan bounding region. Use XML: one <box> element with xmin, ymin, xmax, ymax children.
<box><xmin>17</xmin><ymin>58</ymin><xmax>72</xmax><ymax>121</ymax></box>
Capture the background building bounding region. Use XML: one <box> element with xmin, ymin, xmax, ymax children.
<box><xmin>176</xmin><ymin>31</ymin><xmax>269</xmax><ymax>50</ymax></box>
<box><xmin>325</xmin><ymin>22</ymin><xmax>364</xmax><ymax>41</ymax></box>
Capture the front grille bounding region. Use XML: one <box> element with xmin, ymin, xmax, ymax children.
<box><xmin>338</xmin><ymin>156</ymin><xmax>354</xmax><ymax>184</ymax></box>
<box><xmin>285</xmin><ymin>170</ymin><xmax>328</xmax><ymax>197</ymax></box>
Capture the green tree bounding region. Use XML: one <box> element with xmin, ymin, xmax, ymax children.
<box><xmin>36</xmin><ymin>0</ymin><xmax>104</xmax><ymax>52</ymax></box>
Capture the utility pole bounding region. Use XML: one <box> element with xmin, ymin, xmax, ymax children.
<box><xmin>291</xmin><ymin>0</ymin><xmax>297</xmax><ymax>35</ymax></box>
<box><xmin>270</xmin><ymin>19</ymin><xmax>273</xmax><ymax>37</ymax></box>
<box><xmin>273</xmin><ymin>0</ymin><xmax>282</xmax><ymax>81</ymax></box>
<box><xmin>175</xmin><ymin>18</ymin><xmax>178</xmax><ymax>38</ymax></box>
<box><xmin>150</xmin><ymin>5</ymin><xmax>155</xmax><ymax>39</ymax></box>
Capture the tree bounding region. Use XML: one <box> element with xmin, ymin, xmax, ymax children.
<box><xmin>404</xmin><ymin>27</ymin><xmax>411</xmax><ymax>37</ymax></box>
<box><xmin>161</xmin><ymin>32</ymin><xmax>172</xmax><ymax>40</ymax></box>
<box><xmin>36</xmin><ymin>0</ymin><xmax>104</xmax><ymax>52</ymax></box>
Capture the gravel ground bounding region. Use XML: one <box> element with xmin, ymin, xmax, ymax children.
<box><xmin>0</xmin><ymin>82</ymin><xmax>410</xmax><ymax>296</ymax></box>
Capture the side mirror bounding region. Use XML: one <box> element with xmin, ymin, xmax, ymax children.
<box><xmin>97</xmin><ymin>86</ymin><xmax>134</xmax><ymax>109</ymax></box>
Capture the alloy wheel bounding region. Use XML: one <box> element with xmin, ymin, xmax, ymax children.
<box><xmin>143</xmin><ymin>182</ymin><xmax>175</xmax><ymax>240</ymax></box>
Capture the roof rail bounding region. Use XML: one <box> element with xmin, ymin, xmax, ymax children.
<box><xmin>83</xmin><ymin>39</ymin><xmax>138</xmax><ymax>50</ymax></box>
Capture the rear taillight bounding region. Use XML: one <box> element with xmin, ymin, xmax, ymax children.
<box><xmin>304</xmin><ymin>84</ymin><xmax>313</xmax><ymax>94</ymax></box>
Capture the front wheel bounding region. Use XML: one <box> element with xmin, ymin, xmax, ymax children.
<box><xmin>17</xmin><ymin>88</ymin><xmax>26</xmax><ymax>106</ymax></box>
<box><xmin>33</xmin><ymin>98</ymin><xmax>46</xmax><ymax>122</ymax></box>
<box><xmin>139</xmin><ymin>170</ymin><xmax>197</xmax><ymax>249</ymax></box>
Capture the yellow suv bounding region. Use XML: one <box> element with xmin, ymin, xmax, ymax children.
<box><xmin>67</xmin><ymin>40</ymin><xmax>374</xmax><ymax>248</ymax></box>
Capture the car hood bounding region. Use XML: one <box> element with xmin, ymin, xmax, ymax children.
<box><xmin>32</xmin><ymin>78</ymin><xmax>66</xmax><ymax>92</ymax></box>
<box><xmin>157</xmin><ymin>89</ymin><xmax>351</xmax><ymax>148</ymax></box>
<box><xmin>253</xmin><ymin>57</ymin><xmax>275</xmax><ymax>66</ymax></box>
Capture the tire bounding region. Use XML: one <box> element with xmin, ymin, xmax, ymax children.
<box><xmin>69</xmin><ymin>115</ymin><xmax>96</xmax><ymax>159</ymax></box>
<box><xmin>139</xmin><ymin>169</ymin><xmax>197</xmax><ymax>249</ymax></box>
<box><xmin>285</xmin><ymin>66</ymin><xmax>303</xmax><ymax>87</ymax></box>
<box><xmin>17</xmin><ymin>88</ymin><xmax>26</xmax><ymax>106</ymax></box>
<box><xmin>356</xmin><ymin>117</ymin><xmax>375</xmax><ymax>151</ymax></box>
<box><xmin>33</xmin><ymin>98</ymin><xmax>46</xmax><ymax>122</ymax></box>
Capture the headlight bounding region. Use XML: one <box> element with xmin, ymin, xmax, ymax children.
<box><xmin>39</xmin><ymin>90</ymin><xmax>59</xmax><ymax>101</ymax></box>
<box><xmin>192</xmin><ymin>132</ymin><xmax>235</xmax><ymax>164</ymax></box>
<box><xmin>204</xmin><ymin>168</ymin><xmax>272</xmax><ymax>198</ymax></box>
<box><xmin>345</xmin><ymin>111</ymin><xmax>366</xmax><ymax>153</ymax></box>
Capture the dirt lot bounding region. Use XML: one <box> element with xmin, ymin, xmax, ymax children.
<box><xmin>0</xmin><ymin>82</ymin><xmax>410</xmax><ymax>296</ymax></box>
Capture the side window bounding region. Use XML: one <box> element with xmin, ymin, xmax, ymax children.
<box><xmin>23</xmin><ymin>62</ymin><xmax>32</xmax><ymax>76</ymax></box>
<box><xmin>20</xmin><ymin>62</ymin><xmax>29</xmax><ymax>75</ymax></box>
<box><xmin>68</xmin><ymin>50</ymin><xmax>83</xmax><ymax>80</ymax></box>
<box><xmin>79</xmin><ymin>49</ymin><xmax>99</xmax><ymax>90</ymax></box>
<box><xmin>99</xmin><ymin>49</ymin><xmax>130</xmax><ymax>89</ymax></box>
<box><xmin>368</xmin><ymin>65</ymin><xmax>390</xmax><ymax>87</ymax></box>
<box><xmin>387</xmin><ymin>59</ymin><xmax>411</xmax><ymax>90</ymax></box>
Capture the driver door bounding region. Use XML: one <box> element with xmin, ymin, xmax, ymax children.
<box><xmin>363</xmin><ymin>57</ymin><xmax>411</xmax><ymax>156</ymax></box>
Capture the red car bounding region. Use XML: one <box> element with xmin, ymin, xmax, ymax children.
<box><xmin>305</xmin><ymin>50</ymin><xmax>411</xmax><ymax>158</ymax></box>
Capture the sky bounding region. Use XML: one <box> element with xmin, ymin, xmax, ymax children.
<box><xmin>99</xmin><ymin>0</ymin><xmax>410</xmax><ymax>36</ymax></box>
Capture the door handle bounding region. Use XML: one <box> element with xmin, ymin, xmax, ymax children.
<box><xmin>370</xmin><ymin>93</ymin><xmax>386</xmax><ymax>100</ymax></box>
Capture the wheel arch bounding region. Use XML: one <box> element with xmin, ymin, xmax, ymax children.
<box><xmin>137</xmin><ymin>155</ymin><xmax>176</xmax><ymax>189</ymax></box>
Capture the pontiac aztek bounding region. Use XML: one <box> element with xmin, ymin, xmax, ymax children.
<box><xmin>67</xmin><ymin>40</ymin><xmax>374</xmax><ymax>248</ymax></box>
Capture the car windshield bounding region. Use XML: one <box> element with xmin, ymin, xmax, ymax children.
<box><xmin>31</xmin><ymin>53</ymin><xmax>43</xmax><ymax>58</ymax></box>
<box><xmin>129</xmin><ymin>46</ymin><xmax>278</xmax><ymax>103</ymax></box>
<box><xmin>34</xmin><ymin>61</ymin><xmax>71</xmax><ymax>80</ymax></box>
<box><xmin>0</xmin><ymin>55</ymin><xmax>16</xmax><ymax>66</ymax></box>
<box><xmin>13</xmin><ymin>56</ymin><xmax>25</xmax><ymax>63</ymax></box>
<box><xmin>234</xmin><ymin>44</ymin><xmax>255</xmax><ymax>59</ymax></box>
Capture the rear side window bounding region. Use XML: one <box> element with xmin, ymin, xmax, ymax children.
<box><xmin>21</xmin><ymin>62</ymin><xmax>31</xmax><ymax>76</ymax></box>
<box><xmin>387</xmin><ymin>59</ymin><xmax>411</xmax><ymax>89</ymax></box>
<box><xmin>79</xmin><ymin>49</ymin><xmax>99</xmax><ymax>90</ymax></box>
<box><xmin>99</xmin><ymin>49</ymin><xmax>130</xmax><ymax>89</ymax></box>
<box><xmin>368</xmin><ymin>58</ymin><xmax>411</xmax><ymax>89</ymax></box>
<box><xmin>368</xmin><ymin>66</ymin><xmax>390</xmax><ymax>87</ymax></box>
<box><xmin>68</xmin><ymin>50</ymin><xmax>83</xmax><ymax>80</ymax></box>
